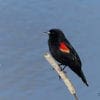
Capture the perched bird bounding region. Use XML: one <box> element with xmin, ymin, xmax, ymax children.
<box><xmin>46</xmin><ymin>28</ymin><xmax>88</xmax><ymax>86</ymax></box>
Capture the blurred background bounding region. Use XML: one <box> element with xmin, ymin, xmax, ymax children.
<box><xmin>0</xmin><ymin>0</ymin><xmax>100</xmax><ymax>100</ymax></box>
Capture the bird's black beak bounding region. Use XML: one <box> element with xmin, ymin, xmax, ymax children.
<box><xmin>44</xmin><ymin>31</ymin><xmax>50</xmax><ymax>35</ymax></box>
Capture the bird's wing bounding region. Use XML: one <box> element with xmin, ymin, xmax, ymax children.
<box><xmin>59</xmin><ymin>41</ymin><xmax>70</xmax><ymax>53</ymax></box>
<box><xmin>58</xmin><ymin>40</ymin><xmax>81</xmax><ymax>64</ymax></box>
<box><xmin>65</xmin><ymin>40</ymin><xmax>81</xmax><ymax>59</ymax></box>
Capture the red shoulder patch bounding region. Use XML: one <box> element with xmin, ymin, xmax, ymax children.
<box><xmin>59</xmin><ymin>42</ymin><xmax>70</xmax><ymax>53</ymax></box>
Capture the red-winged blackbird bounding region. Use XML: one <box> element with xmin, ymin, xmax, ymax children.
<box><xmin>46</xmin><ymin>29</ymin><xmax>89</xmax><ymax>86</ymax></box>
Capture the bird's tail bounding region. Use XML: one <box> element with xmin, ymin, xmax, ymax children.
<box><xmin>79</xmin><ymin>70</ymin><xmax>89</xmax><ymax>87</ymax></box>
<box><xmin>70</xmin><ymin>66</ymin><xmax>89</xmax><ymax>86</ymax></box>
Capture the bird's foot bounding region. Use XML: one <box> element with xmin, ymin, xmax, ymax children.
<box><xmin>58</xmin><ymin>63</ymin><xmax>63</xmax><ymax>67</ymax></box>
<box><xmin>59</xmin><ymin>75</ymin><xmax>61</xmax><ymax>80</ymax></box>
<box><xmin>58</xmin><ymin>66</ymin><xmax>67</xmax><ymax>80</ymax></box>
<box><xmin>58</xmin><ymin>71</ymin><xmax>66</xmax><ymax>80</ymax></box>
<box><xmin>60</xmin><ymin>65</ymin><xmax>66</xmax><ymax>71</ymax></box>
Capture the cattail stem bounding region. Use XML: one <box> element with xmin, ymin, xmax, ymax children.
<box><xmin>44</xmin><ymin>52</ymin><xmax>78</xmax><ymax>100</ymax></box>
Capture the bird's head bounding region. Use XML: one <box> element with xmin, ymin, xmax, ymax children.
<box><xmin>45</xmin><ymin>29</ymin><xmax>65</xmax><ymax>40</ymax></box>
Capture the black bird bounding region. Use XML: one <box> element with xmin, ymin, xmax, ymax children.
<box><xmin>46</xmin><ymin>28</ymin><xmax>88</xmax><ymax>86</ymax></box>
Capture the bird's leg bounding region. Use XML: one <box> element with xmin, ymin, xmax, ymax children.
<box><xmin>58</xmin><ymin>63</ymin><xmax>62</xmax><ymax>79</ymax></box>
<box><xmin>62</xmin><ymin>65</ymin><xmax>66</xmax><ymax>71</ymax></box>
<box><xmin>58</xmin><ymin>63</ymin><xmax>62</xmax><ymax>67</ymax></box>
<box><xmin>58</xmin><ymin>64</ymin><xmax>67</xmax><ymax>73</ymax></box>
<box><xmin>58</xmin><ymin>63</ymin><xmax>64</xmax><ymax>71</ymax></box>
<box><xmin>59</xmin><ymin>65</ymin><xmax>66</xmax><ymax>71</ymax></box>
<box><xmin>52</xmin><ymin>63</ymin><xmax>62</xmax><ymax>70</ymax></box>
<box><xmin>58</xmin><ymin>75</ymin><xmax>61</xmax><ymax>80</ymax></box>
<box><xmin>58</xmin><ymin>67</ymin><xmax>66</xmax><ymax>80</ymax></box>
<box><xmin>58</xmin><ymin>65</ymin><xmax>67</xmax><ymax>80</ymax></box>
<box><xmin>60</xmin><ymin>65</ymin><xmax>67</xmax><ymax>74</ymax></box>
<box><xmin>53</xmin><ymin>63</ymin><xmax>66</xmax><ymax>79</ymax></box>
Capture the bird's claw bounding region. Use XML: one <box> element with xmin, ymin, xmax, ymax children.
<box><xmin>59</xmin><ymin>75</ymin><xmax>61</xmax><ymax>80</ymax></box>
<box><xmin>58</xmin><ymin>63</ymin><xmax>62</xmax><ymax>67</ymax></box>
<box><xmin>58</xmin><ymin>68</ymin><xmax>66</xmax><ymax>80</ymax></box>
